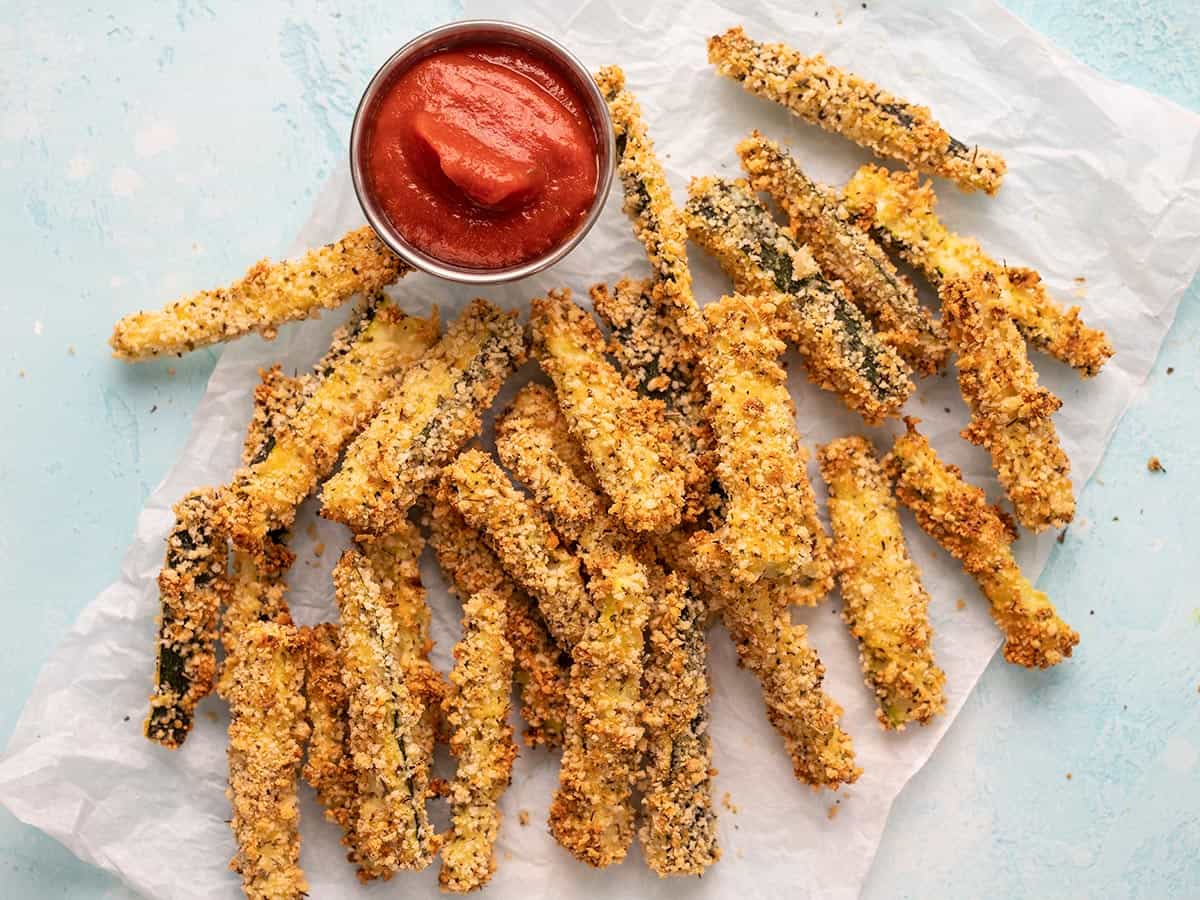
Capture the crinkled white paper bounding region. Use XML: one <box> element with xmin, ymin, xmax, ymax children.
<box><xmin>4</xmin><ymin>1</ymin><xmax>1200</xmax><ymax>897</ymax></box>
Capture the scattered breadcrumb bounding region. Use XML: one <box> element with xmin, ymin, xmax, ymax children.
<box><xmin>1148</xmin><ymin>456</ymin><xmax>1165</xmax><ymax>473</ymax></box>
<box><xmin>827</xmin><ymin>803</ymin><xmax>840</xmax><ymax>820</ymax></box>
<box><xmin>956</xmin><ymin>598</ymin><xmax>967</xmax><ymax>611</ymax></box>
<box><xmin>518</xmin><ymin>810</ymin><xmax>530</xmax><ymax>827</ymax></box>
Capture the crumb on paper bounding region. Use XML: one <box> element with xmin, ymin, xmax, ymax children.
<box><xmin>722</xmin><ymin>791</ymin><xmax>739</xmax><ymax>814</ymax></box>
<box><xmin>956</xmin><ymin>598</ymin><xmax>967</xmax><ymax>611</ymax></box>
<box><xmin>1065</xmin><ymin>772</ymin><xmax>1072</xmax><ymax>780</ymax></box>
<box><xmin>203</xmin><ymin>709</ymin><xmax>218</xmax><ymax>724</ymax></box>
<box><xmin>943</xmin><ymin>407</ymin><xmax>951</xmax><ymax>414</ymax></box>
<box><xmin>122</xmin><ymin>714</ymin><xmax>130</xmax><ymax>722</ymax></box>
<box><xmin>306</xmin><ymin>523</ymin><xmax>318</xmax><ymax>540</ymax></box>
<box><xmin>1148</xmin><ymin>456</ymin><xmax>1165</xmax><ymax>473</ymax></box>
<box><xmin>518</xmin><ymin>810</ymin><xmax>530</xmax><ymax>826</ymax></box>
<box><xmin>827</xmin><ymin>802</ymin><xmax>840</xmax><ymax>820</ymax></box>
<box><xmin>313</xmin><ymin>542</ymin><xmax>325</xmax><ymax>558</ymax></box>
<box><xmin>1167</xmin><ymin>366</ymin><xmax>1175</xmax><ymax>375</ymax></box>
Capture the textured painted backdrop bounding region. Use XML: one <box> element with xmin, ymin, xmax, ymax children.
<box><xmin>1</xmin><ymin>1</ymin><xmax>1197</xmax><ymax>897</ymax></box>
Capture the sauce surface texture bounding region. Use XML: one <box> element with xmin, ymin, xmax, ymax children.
<box><xmin>364</xmin><ymin>43</ymin><xmax>600</xmax><ymax>269</ymax></box>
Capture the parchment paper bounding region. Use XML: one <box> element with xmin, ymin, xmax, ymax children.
<box><xmin>4</xmin><ymin>1</ymin><xmax>1200</xmax><ymax>897</ymax></box>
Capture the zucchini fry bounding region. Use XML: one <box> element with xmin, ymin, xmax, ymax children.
<box><xmin>685</xmin><ymin>176</ymin><xmax>912</xmax><ymax>424</ymax></box>
<box><xmin>224</xmin><ymin>621</ymin><xmax>309</xmax><ymax>900</ymax></box>
<box><xmin>594</xmin><ymin>65</ymin><xmax>705</xmax><ymax>345</ymax></box>
<box><xmin>531</xmin><ymin>289</ymin><xmax>688</xmax><ymax>533</ymax></box>
<box><xmin>549</xmin><ymin>535</ymin><xmax>649</xmax><ymax>868</ymax></box>
<box><xmin>145</xmin><ymin>487</ymin><xmax>228</xmax><ymax>749</ymax></box>
<box><xmin>883</xmin><ymin>420</ymin><xmax>1080</xmax><ymax>668</ymax></box>
<box><xmin>708</xmin><ymin>26</ymin><xmax>1005</xmax><ymax>195</ymax></box>
<box><xmin>441</xmin><ymin>448</ymin><xmax>595</xmax><ymax>650</ymax></box>
<box><xmin>220</xmin><ymin>298</ymin><xmax>438</xmax><ymax>552</ymax></box>
<box><xmin>321</xmin><ymin>299</ymin><xmax>527</xmax><ymax>534</ymax></box>
<box><xmin>701</xmin><ymin>294</ymin><xmax>830</xmax><ymax>585</ymax></box>
<box><xmin>429</xmin><ymin>497</ymin><xmax>569</xmax><ymax>749</ymax></box>
<box><xmin>638</xmin><ymin>568</ymin><xmax>719</xmax><ymax>876</ymax></box>
<box><xmin>722</xmin><ymin>582</ymin><xmax>859</xmax><ymax>789</ymax></box>
<box><xmin>844</xmin><ymin>165</ymin><xmax>1113</xmax><ymax>376</ymax></box>
<box><xmin>110</xmin><ymin>227</ymin><xmax>406</xmax><ymax>360</ymax></box>
<box><xmin>818</xmin><ymin>436</ymin><xmax>946</xmax><ymax>729</ymax></box>
<box><xmin>496</xmin><ymin>385</ymin><xmax>717</xmax><ymax>872</ymax></box>
<box><xmin>736</xmin><ymin>131</ymin><xmax>947</xmax><ymax>375</ymax></box>
<box><xmin>440</xmin><ymin>587</ymin><xmax>518</xmax><ymax>893</ymax></box>
<box><xmin>656</xmin><ymin>533</ymin><xmax>859</xmax><ymax>789</ymax></box>
<box><xmin>333</xmin><ymin>526</ymin><xmax>442</xmax><ymax>879</ymax></box>
<box><xmin>943</xmin><ymin>273</ymin><xmax>1074</xmax><ymax>531</ymax></box>
<box><xmin>301</xmin><ymin>624</ymin><xmax>362</xmax><ymax>859</ymax></box>
<box><xmin>240</xmin><ymin>365</ymin><xmax>311</xmax><ymax>466</ymax></box>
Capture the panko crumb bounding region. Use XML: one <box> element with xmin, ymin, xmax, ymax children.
<box><xmin>1148</xmin><ymin>456</ymin><xmax>1165</xmax><ymax>473</ymax></box>
<box><xmin>518</xmin><ymin>810</ymin><xmax>530</xmax><ymax>827</ymax></box>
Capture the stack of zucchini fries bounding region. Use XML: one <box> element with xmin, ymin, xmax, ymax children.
<box><xmin>120</xmin><ymin>27</ymin><xmax>1106</xmax><ymax>898</ymax></box>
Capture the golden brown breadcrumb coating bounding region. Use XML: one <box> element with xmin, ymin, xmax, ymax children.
<box><xmin>224</xmin><ymin>621</ymin><xmax>310</xmax><ymax>900</ymax></box>
<box><xmin>240</xmin><ymin>365</ymin><xmax>310</xmax><ymax>467</ymax></box>
<box><xmin>333</xmin><ymin>526</ymin><xmax>442</xmax><ymax>880</ymax></box>
<box><xmin>638</xmin><ymin>567</ymin><xmax>719</xmax><ymax>876</ymax></box>
<box><xmin>219</xmin><ymin>299</ymin><xmax>438</xmax><ymax>553</ymax></box>
<box><xmin>110</xmin><ymin>226</ymin><xmax>407</xmax><ymax>360</ymax></box>
<box><xmin>942</xmin><ymin>274</ymin><xmax>1075</xmax><ymax>531</ymax></box>
<box><xmin>495</xmin><ymin>383</ymin><xmax>717</xmax><ymax>871</ymax></box>
<box><xmin>429</xmin><ymin>498</ymin><xmax>570</xmax><ymax>749</ymax></box>
<box><xmin>440</xmin><ymin>587</ymin><xmax>518</xmax><ymax>893</ymax></box>
<box><xmin>442</xmin><ymin>448</ymin><xmax>595</xmax><ymax>649</ymax></box>
<box><xmin>549</xmin><ymin>534</ymin><xmax>649</xmax><ymax>868</ymax></box>
<box><xmin>736</xmin><ymin>132</ymin><xmax>948</xmax><ymax>375</ymax></box>
<box><xmin>495</xmin><ymin>384</ymin><xmax>605</xmax><ymax>540</ymax></box>
<box><xmin>531</xmin><ymin>289</ymin><xmax>688</xmax><ymax>533</ymax></box>
<box><xmin>300</xmin><ymin>623</ymin><xmax>363</xmax><ymax>864</ymax></box>
<box><xmin>701</xmin><ymin>294</ymin><xmax>830</xmax><ymax>585</ymax></box>
<box><xmin>321</xmin><ymin>299</ymin><xmax>527</xmax><ymax>534</ymax></box>
<box><xmin>145</xmin><ymin>487</ymin><xmax>229</xmax><ymax>749</ymax></box>
<box><xmin>708</xmin><ymin>27</ymin><xmax>1005</xmax><ymax>194</ymax></box>
<box><xmin>594</xmin><ymin>65</ymin><xmax>705</xmax><ymax>344</ymax></box>
<box><xmin>684</xmin><ymin>176</ymin><xmax>913</xmax><ymax>424</ymax></box>
<box><xmin>653</xmin><ymin>531</ymin><xmax>856</xmax><ymax>789</ymax></box>
<box><xmin>884</xmin><ymin>420</ymin><xmax>1080</xmax><ymax>668</ymax></box>
<box><xmin>818</xmin><ymin>436</ymin><xmax>946</xmax><ymax>729</ymax></box>
<box><xmin>843</xmin><ymin>165</ymin><xmax>1112</xmax><ymax>377</ymax></box>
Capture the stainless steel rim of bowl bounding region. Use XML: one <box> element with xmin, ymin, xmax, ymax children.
<box><xmin>349</xmin><ymin>19</ymin><xmax>616</xmax><ymax>285</ymax></box>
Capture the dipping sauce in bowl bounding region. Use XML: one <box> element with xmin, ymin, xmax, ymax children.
<box><xmin>351</xmin><ymin>21</ymin><xmax>613</xmax><ymax>283</ymax></box>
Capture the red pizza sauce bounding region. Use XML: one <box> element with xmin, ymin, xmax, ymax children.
<box><xmin>361</xmin><ymin>43</ymin><xmax>602</xmax><ymax>269</ymax></box>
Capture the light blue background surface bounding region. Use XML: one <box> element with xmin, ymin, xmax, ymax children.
<box><xmin>1</xmin><ymin>1</ymin><xmax>1197</xmax><ymax>897</ymax></box>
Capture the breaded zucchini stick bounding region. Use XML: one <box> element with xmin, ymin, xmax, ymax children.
<box><xmin>440</xmin><ymin>587</ymin><xmax>517</xmax><ymax>893</ymax></box>
<box><xmin>531</xmin><ymin>289</ymin><xmax>688</xmax><ymax>533</ymax></box>
<box><xmin>701</xmin><ymin>294</ymin><xmax>829</xmax><ymax>585</ymax></box>
<box><xmin>321</xmin><ymin>299</ymin><xmax>527</xmax><ymax>534</ymax></box>
<box><xmin>240</xmin><ymin>365</ymin><xmax>311</xmax><ymax>466</ymax></box>
<box><xmin>496</xmin><ymin>386</ymin><xmax>717</xmax><ymax>871</ymax></box>
<box><xmin>685</xmin><ymin>176</ymin><xmax>912</xmax><ymax>424</ymax></box>
<box><xmin>225</xmin><ymin>621</ymin><xmax>309</xmax><ymax>900</ymax></box>
<box><xmin>655</xmin><ymin>533</ymin><xmax>858</xmax><ymax>788</ymax></box>
<box><xmin>594</xmin><ymin>64</ymin><xmax>705</xmax><ymax>346</ymax></box>
<box><xmin>220</xmin><ymin>298</ymin><xmax>438</xmax><ymax>552</ymax></box>
<box><xmin>145</xmin><ymin>487</ymin><xmax>228</xmax><ymax>749</ymax></box>
<box><xmin>301</xmin><ymin>623</ymin><xmax>362</xmax><ymax>860</ymax></box>
<box><xmin>943</xmin><ymin>274</ymin><xmax>1074</xmax><ymax>531</ymax></box>
<box><xmin>430</xmin><ymin>498</ymin><xmax>569</xmax><ymax>749</ymax></box>
<box><xmin>844</xmin><ymin>165</ymin><xmax>1113</xmax><ymax>376</ymax></box>
<box><xmin>723</xmin><ymin>583</ymin><xmax>859</xmax><ymax>788</ymax></box>
<box><xmin>442</xmin><ymin>449</ymin><xmax>594</xmax><ymax>650</ymax></box>
<box><xmin>638</xmin><ymin>568</ymin><xmax>719</xmax><ymax>876</ymax></box>
<box><xmin>884</xmin><ymin>420</ymin><xmax>1080</xmax><ymax>668</ymax></box>
<box><xmin>333</xmin><ymin>526</ymin><xmax>442</xmax><ymax>879</ymax></box>
<box><xmin>818</xmin><ymin>436</ymin><xmax>945</xmax><ymax>729</ymax></box>
<box><xmin>110</xmin><ymin>227</ymin><xmax>406</xmax><ymax>360</ymax></box>
<box><xmin>549</xmin><ymin>536</ymin><xmax>649</xmax><ymax>868</ymax></box>
<box><xmin>708</xmin><ymin>26</ymin><xmax>1005</xmax><ymax>194</ymax></box>
<box><xmin>736</xmin><ymin>132</ymin><xmax>947</xmax><ymax>375</ymax></box>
